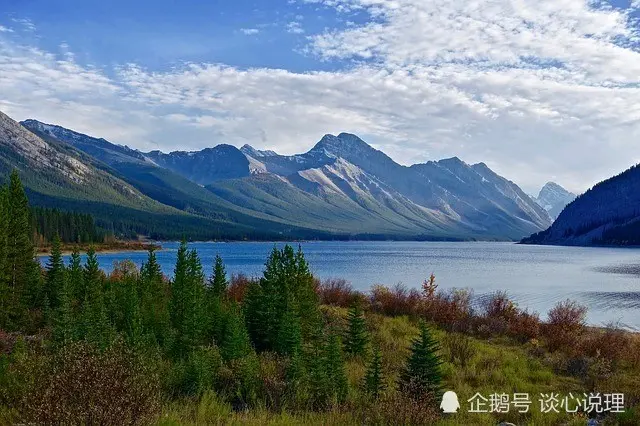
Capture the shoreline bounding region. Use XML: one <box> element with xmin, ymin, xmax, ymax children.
<box><xmin>37</xmin><ymin>241</ymin><xmax>162</xmax><ymax>256</ymax></box>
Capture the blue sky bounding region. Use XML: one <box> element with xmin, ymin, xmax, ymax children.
<box><xmin>2</xmin><ymin>0</ymin><xmax>640</xmax><ymax>193</ymax></box>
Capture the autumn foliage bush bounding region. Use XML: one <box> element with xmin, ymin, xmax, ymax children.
<box><xmin>543</xmin><ymin>300</ymin><xmax>587</xmax><ymax>353</ymax></box>
<box><xmin>3</xmin><ymin>341</ymin><xmax>160</xmax><ymax>425</ymax></box>
<box><xmin>317</xmin><ymin>278</ymin><xmax>363</xmax><ymax>307</ymax></box>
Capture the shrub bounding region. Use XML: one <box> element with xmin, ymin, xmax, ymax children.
<box><xmin>167</xmin><ymin>345</ymin><xmax>223</xmax><ymax>397</ymax></box>
<box><xmin>317</xmin><ymin>278</ymin><xmax>362</xmax><ymax>307</ymax></box>
<box><xmin>442</xmin><ymin>333</ymin><xmax>476</xmax><ymax>368</ymax></box>
<box><xmin>227</xmin><ymin>274</ymin><xmax>253</xmax><ymax>303</ymax></box>
<box><xmin>579</xmin><ymin>324</ymin><xmax>630</xmax><ymax>366</ymax></box>
<box><xmin>543</xmin><ymin>300</ymin><xmax>587</xmax><ymax>353</ymax></box>
<box><xmin>8</xmin><ymin>341</ymin><xmax>160</xmax><ymax>425</ymax></box>
<box><xmin>421</xmin><ymin>289</ymin><xmax>474</xmax><ymax>332</ymax></box>
<box><xmin>508</xmin><ymin>310</ymin><xmax>541</xmax><ymax>343</ymax></box>
<box><xmin>370</xmin><ymin>283</ymin><xmax>421</xmax><ymax>317</ymax></box>
<box><xmin>354</xmin><ymin>390</ymin><xmax>440</xmax><ymax>425</ymax></box>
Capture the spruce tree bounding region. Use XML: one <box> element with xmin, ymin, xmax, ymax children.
<box><xmin>363</xmin><ymin>346</ymin><xmax>385</xmax><ymax>399</ymax></box>
<box><xmin>209</xmin><ymin>254</ymin><xmax>228</xmax><ymax>297</ymax></box>
<box><xmin>221</xmin><ymin>303</ymin><xmax>252</xmax><ymax>361</ymax></box>
<box><xmin>45</xmin><ymin>234</ymin><xmax>65</xmax><ymax>311</ymax></box>
<box><xmin>170</xmin><ymin>240</ymin><xmax>188</xmax><ymax>334</ymax></box>
<box><xmin>0</xmin><ymin>185</ymin><xmax>8</xmax><ymax>329</ymax></box>
<box><xmin>52</xmin><ymin>274</ymin><xmax>75</xmax><ymax>347</ymax></box>
<box><xmin>140</xmin><ymin>248</ymin><xmax>169</xmax><ymax>346</ymax></box>
<box><xmin>344</xmin><ymin>302</ymin><xmax>368</xmax><ymax>357</ymax></box>
<box><xmin>325</xmin><ymin>330</ymin><xmax>348</xmax><ymax>403</ymax></box>
<box><xmin>3</xmin><ymin>171</ymin><xmax>35</xmax><ymax>328</ymax></box>
<box><xmin>82</xmin><ymin>247</ymin><xmax>113</xmax><ymax>349</ymax></box>
<box><xmin>68</xmin><ymin>248</ymin><xmax>84</xmax><ymax>309</ymax></box>
<box><xmin>399</xmin><ymin>322</ymin><xmax>443</xmax><ymax>397</ymax></box>
<box><xmin>276</xmin><ymin>296</ymin><xmax>302</xmax><ymax>356</ymax></box>
<box><xmin>293</xmin><ymin>245</ymin><xmax>321</xmax><ymax>341</ymax></box>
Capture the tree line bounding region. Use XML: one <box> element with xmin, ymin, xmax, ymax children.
<box><xmin>0</xmin><ymin>170</ymin><xmax>443</xmax><ymax>419</ymax></box>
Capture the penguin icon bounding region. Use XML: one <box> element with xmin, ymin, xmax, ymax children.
<box><xmin>440</xmin><ymin>391</ymin><xmax>460</xmax><ymax>413</ymax></box>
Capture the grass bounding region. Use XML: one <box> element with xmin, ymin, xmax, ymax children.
<box><xmin>152</xmin><ymin>309</ymin><xmax>639</xmax><ymax>425</ymax></box>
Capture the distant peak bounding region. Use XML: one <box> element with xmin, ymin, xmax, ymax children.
<box><xmin>240</xmin><ymin>144</ymin><xmax>278</xmax><ymax>157</ymax></box>
<box><xmin>313</xmin><ymin>132</ymin><xmax>371</xmax><ymax>153</ymax></box>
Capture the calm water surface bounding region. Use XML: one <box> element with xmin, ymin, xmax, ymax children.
<box><xmin>42</xmin><ymin>242</ymin><xmax>640</xmax><ymax>330</ymax></box>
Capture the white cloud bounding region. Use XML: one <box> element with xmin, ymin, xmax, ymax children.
<box><xmin>11</xmin><ymin>18</ymin><xmax>36</xmax><ymax>32</ymax></box>
<box><xmin>4</xmin><ymin>3</ymin><xmax>640</xmax><ymax>193</ymax></box>
<box><xmin>0</xmin><ymin>26</ymin><xmax>13</xmax><ymax>33</ymax></box>
<box><xmin>240</xmin><ymin>28</ymin><xmax>260</xmax><ymax>35</ymax></box>
<box><xmin>286</xmin><ymin>21</ymin><xmax>305</xmax><ymax>34</ymax></box>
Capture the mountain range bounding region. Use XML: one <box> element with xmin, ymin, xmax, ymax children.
<box><xmin>1</xmin><ymin>111</ymin><xmax>556</xmax><ymax>241</ymax></box>
<box><xmin>532</xmin><ymin>182</ymin><xmax>576</xmax><ymax>220</ymax></box>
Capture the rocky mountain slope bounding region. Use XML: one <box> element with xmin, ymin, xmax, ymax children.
<box><xmin>533</xmin><ymin>182</ymin><xmax>576</xmax><ymax>220</ymax></box>
<box><xmin>19</xmin><ymin>117</ymin><xmax>552</xmax><ymax>240</ymax></box>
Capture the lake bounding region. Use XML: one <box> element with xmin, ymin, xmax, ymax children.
<box><xmin>42</xmin><ymin>241</ymin><xmax>640</xmax><ymax>330</ymax></box>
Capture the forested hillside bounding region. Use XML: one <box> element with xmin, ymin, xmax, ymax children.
<box><xmin>522</xmin><ymin>164</ymin><xmax>640</xmax><ymax>246</ymax></box>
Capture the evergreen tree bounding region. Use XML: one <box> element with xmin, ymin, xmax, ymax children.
<box><xmin>293</xmin><ymin>245</ymin><xmax>321</xmax><ymax>341</ymax></box>
<box><xmin>52</xmin><ymin>274</ymin><xmax>75</xmax><ymax>347</ymax></box>
<box><xmin>44</xmin><ymin>234</ymin><xmax>65</xmax><ymax>312</ymax></box>
<box><xmin>325</xmin><ymin>330</ymin><xmax>348</xmax><ymax>404</ymax></box>
<box><xmin>3</xmin><ymin>171</ymin><xmax>35</xmax><ymax>328</ymax></box>
<box><xmin>344</xmin><ymin>302</ymin><xmax>368</xmax><ymax>357</ymax></box>
<box><xmin>183</xmin><ymin>249</ymin><xmax>205</xmax><ymax>350</ymax></box>
<box><xmin>221</xmin><ymin>303</ymin><xmax>252</xmax><ymax>361</ymax></box>
<box><xmin>140</xmin><ymin>248</ymin><xmax>169</xmax><ymax>346</ymax></box>
<box><xmin>170</xmin><ymin>240</ymin><xmax>188</xmax><ymax>334</ymax></box>
<box><xmin>363</xmin><ymin>346</ymin><xmax>385</xmax><ymax>399</ymax></box>
<box><xmin>399</xmin><ymin>322</ymin><xmax>443</xmax><ymax>397</ymax></box>
<box><xmin>243</xmin><ymin>279</ymin><xmax>263</xmax><ymax>348</ymax></box>
<box><xmin>68</xmin><ymin>249</ymin><xmax>84</xmax><ymax>304</ymax></box>
<box><xmin>209</xmin><ymin>254</ymin><xmax>228</xmax><ymax>297</ymax></box>
<box><xmin>81</xmin><ymin>247</ymin><xmax>113</xmax><ymax>349</ymax></box>
<box><xmin>0</xmin><ymin>185</ymin><xmax>8</xmax><ymax>328</ymax></box>
<box><xmin>276</xmin><ymin>295</ymin><xmax>302</xmax><ymax>356</ymax></box>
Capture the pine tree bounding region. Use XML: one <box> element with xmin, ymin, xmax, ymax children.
<box><xmin>344</xmin><ymin>302</ymin><xmax>368</xmax><ymax>357</ymax></box>
<box><xmin>276</xmin><ymin>296</ymin><xmax>302</xmax><ymax>356</ymax></box>
<box><xmin>399</xmin><ymin>322</ymin><xmax>443</xmax><ymax>397</ymax></box>
<box><xmin>68</xmin><ymin>248</ymin><xmax>84</xmax><ymax>305</ymax></box>
<box><xmin>140</xmin><ymin>248</ymin><xmax>169</xmax><ymax>346</ymax></box>
<box><xmin>246</xmin><ymin>247</ymin><xmax>283</xmax><ymax>351</ymax></box>
<box><xmin>293</xmin><ymin>245</ymin><xmax>321</xmax><ymax>342</ymax></box>
<box><xmin>363</xmin><ymin>346</ymin><xmax>385</xmax><ymax>399</ymax></box>
<box><xmin>52</xmin><ymin>274</ymin><xmax>75</xmax><ymax>347</ymax></box>
<box><xmin>209</xmin><ymin>254</ymin><xmax>228</xmax><ymax>297</ymax></box>
<box><xmin>170</xmin><ymin>240</ymin><xmax>188</xmax><ymax>334</ymax></box>
<box><xmin>221</xmin><ymin>303</ymin><xmax>252</xmax><ymax>361</ymax></box>
<box><xmin>45</xmin><ymin>234</ymin><xmax>65</xmax><ymax>312</ymax></box>
<box><xmin>0</xmin><ymin>185</ymin><xmax>9</xmax><ymax>329</ymax></box>
<box><xmin>3</xmin><ymin>171</ymin><xmax>35</xmax><ymax>328</ymax></box>
<box><xmin>243</xmin><ymin>279</ymin><xmax>263</xmax><ymax>349</ymax></box>
<box><xmin>325</xmin><ymin>330</ymin><xmax>348</xmax><ymax>403</ymax></box>
<box><xmin>183</xmin><ymin>249</ymin><xmax>205</xmax><ymax>350</ymax></box>
<box><xmin>82</xmin><ymin>247</ymin><xmax>113</xmax><ymax>350</ymax></box>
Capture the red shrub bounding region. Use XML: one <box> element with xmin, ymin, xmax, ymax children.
<box><xmin>422</xmin><ymin>289</ymin><xmax>474</xmax><ymax>332</ymax></box>
<box><xmin>317</xmin><ymin>278</ymin><xmax>362</xmax><ymax>307</ymax></box>
<box><xmin>508</xmin><ymin>310</ymin><xmax>541</xmax><ymax>342</ymax></box>
<box><xmin>543</xmin><ymin>300</ymin><xmax>587</xmax><ymax>352</ymax></box>
<box><xmin>227</xmin><ymin>274</ymin><xmax>254</xmax><ymax>303</ymax></box>
<box><xmin>370</xmin><ymin>283</ymin><xmax>422</xmax><ymax>317</ymax></box>
<box><xmin>579</xmin><ymin>324</ymin><xmax>631</xmax><ymax>365</ymax></box>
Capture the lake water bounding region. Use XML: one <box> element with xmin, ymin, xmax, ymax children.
<box><xmin>42</xmin><ymin>241</ymin><xmax>640</xmax><ymax>330</ymax></box>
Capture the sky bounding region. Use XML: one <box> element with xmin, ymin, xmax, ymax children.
<box><xmin>2</xmin><ymin>0</ymin><xmax>640</xmax><ymax>194</ymax></box>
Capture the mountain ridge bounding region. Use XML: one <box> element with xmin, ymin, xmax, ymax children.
<box><xmin>18</xmin><ymin>116</ymin><xmax>551</xmax><ymax>241</ymax></box>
